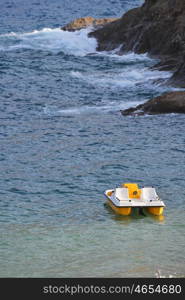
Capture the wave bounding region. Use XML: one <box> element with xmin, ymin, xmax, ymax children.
<box><xmin>94</xmin><ymin>48</ymin><xmax>152</xmax><ymax>62</ymax></box>
<box><xmin>0</xmin><ymin>26</ymin><xmax>174</xmax><ymax>94</ymax></box>
<box><xmin>0</xmin><ymin>27</ymin><xmax>175</xmax><ymax>90</ymax></box>
<box><xmin>0</xmin><ymin>27</ymin><xmax>97</xmax><ymax>56</ymax></box>
<box><xmin>71</xmin><ymin>67</ymin><xmax>172</xmax><ymax>91</ymax></box>
<box><xmin>43</xmin><ymin>101</ymin><xmax>140</xmax><ymax>116</ymax></box>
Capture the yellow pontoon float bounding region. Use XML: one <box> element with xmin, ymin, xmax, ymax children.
<box><xmin>104</xmin><ymin>183</ymin><xmax>165</xmax><ymax>216</ymax></box>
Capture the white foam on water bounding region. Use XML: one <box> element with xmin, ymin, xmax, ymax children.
<box><xmin>0</xmin><ymin>27</ymin><xmax>174</xmax><ymax>90</ymax></box>
<box><xmin>155</xmin><ymin>269</ymin><xmax>182</xmax><ymax>278</ymax></box>
<box><xmin>71</xmin><ymin>67</ymin><xmax>172</xmax><ymax>90</ymax></box>
<box><xmin>96</xmin><ymin>48</ymin><xmax>152</xmax><ymax>62</ymax></box>
<box><xmin>1</xmin><ymin>26</ymin><xmax>176</xmax><ymax>114</ymax></box>
<box><xmin>0</xmin><ymin>27</ymin><xmax>97</xmax><ymax>56</ymax></box>
<box><xmin>70</xmin><ymin>45</ymin><xmax>172</xmax><ymax>92</ymax></box>
<box><xmin>44</xmin><ymin>101</ymin><xmax>140</xmax><ymax>116</ymax></box>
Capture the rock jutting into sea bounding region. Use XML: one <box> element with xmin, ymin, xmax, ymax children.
<box><xmin>61</xmin><ymin>0</ymin><xmax>185</xmax><ymax>115</ymax></box>
<box><xmin>89</xmin><ymin>0</ymin><xmax>185</xmax><ymax>89</ymax></box>
<box><xmin>61</xmin><ymin>16</ymin><xmax>118</xmax><ymax>31</ymax></box>
<box><xmin>121</xmin><ymin>91</ymin><xmax>185</xmax><ymax>116</ymax></box>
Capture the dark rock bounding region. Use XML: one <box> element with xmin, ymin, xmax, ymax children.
<box><xmin>61</xmin><ymin>17</ymin><xmax>118</xmax><ymax>32</ymax></box>
<box><xmin>89</xmin><ymin>0</ymin><xmax>185</xmax><ymax>88</ymax></box>
<box><xmin>121</xmin><ymin>91</ymin><xmax>185</xmax><ymax>115</ymax></box>
<box><xmin>170</xmin><ymin>61</ymin><xmax>185</xmax><ymax>88</ymax></box>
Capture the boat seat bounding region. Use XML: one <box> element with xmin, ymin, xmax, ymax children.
<box><xmin>122</xmin><ymin>183</ymin><xmax>141</xmax><ymax>199</ymax></box>
<box><xmin>115</xmin><ymin>188</ymin><xmax>129</xmax><ymax>201</ymax></box>
<box><xmin>141</xmin><ymin>187</ymin><xmax>158</xmax><ymax>201</ymax></box>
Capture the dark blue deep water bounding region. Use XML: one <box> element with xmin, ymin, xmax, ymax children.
<box><xmin>0</xmin><ymin>0</ymin><xmax>185</xmax><ymax>277</ymax></box>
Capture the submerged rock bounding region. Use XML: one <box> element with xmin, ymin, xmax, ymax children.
<box><xmin>89</xmin><ymin>0</ymin><xmax>185</xmax><ymax>88</ymax></box>
<box><xmin>61</xmin><ymin>16</ymin><xmax>118</xmax><ymax>32</ymax></box>
<box><xmin>121</xmin><ymin>92</ymin><xmax>185</xmax><ymax>116</ymax></box>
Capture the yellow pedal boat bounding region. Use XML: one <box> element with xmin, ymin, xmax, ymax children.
<box><xmin>104</xmin><ymin>183</ymin><xmax>165</xmax><ymax>216</ymax></box>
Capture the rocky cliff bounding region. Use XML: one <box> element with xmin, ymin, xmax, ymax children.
<box><xmin>61</xmin><ymin>0</ymin><xmax>185</xmax><ymax>115</ymax></box>
<box><xmin>89</xmin><ymin>0</ymin><xmax>185</xmax><ymax>88</ymax></box>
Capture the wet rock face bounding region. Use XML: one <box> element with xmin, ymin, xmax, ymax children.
<box><xmin>89</xmin><ymin>0</ymin><xmax>185</xmax><ymax>87</ymax></box>
<box><xmin>61</xmin><ymin>17</ymin><xmax>118</xmax><ymax>32</ymax></box>
<box><xmin>60</xmin><ymin>0</ymin><xmax>185</xmax><ymax>115</ymax></box>
<box><xmin>171</xmin><ymin>62</ymin><xmax>185</xmax><ymax>88</ymax></box>
<box><xmin>121</xmin><ymin>92</ymin><xmax>185</xmax><ymax>116</ymax></box>
<box><xmin>89</xmin><ymin>0</ymin><xmax>185</xmax><ymax>54</ymax></box>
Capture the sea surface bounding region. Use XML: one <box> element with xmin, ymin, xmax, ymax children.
<box><xmin>0</xmin><ymin>0</ymin><xmax>185</xmax><ymax>278</ymax></box>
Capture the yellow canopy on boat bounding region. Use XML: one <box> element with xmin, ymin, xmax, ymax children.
<box><xmin>122</xmin><ymin>183</ymin><xmax>141</xmax><ymax>199</ymax></box>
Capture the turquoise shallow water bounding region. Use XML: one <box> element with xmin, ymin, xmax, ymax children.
<box><xmin>1</xmin><ymin>213</ymin><xmax>185</xmax><ymax>278</ymax></box>
<box><xmin>0</xmin><ymin>0</ymin><xmax>185</xmax><ymax>277</ymax></box>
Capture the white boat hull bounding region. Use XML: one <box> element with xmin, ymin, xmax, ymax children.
<box><xmin>104</xmin><ymin>187</ymin><xmax>165</xmax><ymax>216</ymax></box>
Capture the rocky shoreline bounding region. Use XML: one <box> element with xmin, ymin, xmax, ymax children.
<box><xmin>121</xmin><ymin>92</ymin><xmax>185</xmax><ymax>116</ymax></box>
<box><xmin>61</xmin><ymin>0</ymin><xmax>185</xmax><ymax>115</ymax></box>
<box><xmin>89</xmin><ymin>0</ymin><xmax>185</xmax><ymax>88</ymax></box>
